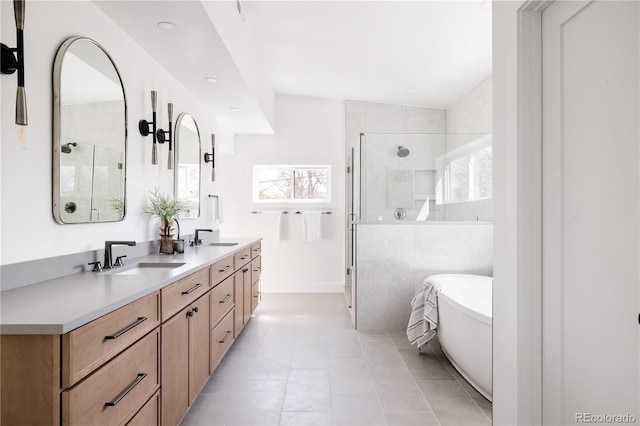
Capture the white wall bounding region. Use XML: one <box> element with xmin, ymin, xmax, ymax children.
<box><xmin>446</xmin><ymin>77</ymin><xmax>493</xmax><ymax>134</ymax></box>
<box><xmin>0</xmin><ymin>1</ymin><xmax>227</xmax><ymax>266</ymax></box>
<box><xmin>218</xmin><ymin>95</ymin><xmax>345</xmax><ymax>293</ymax></box>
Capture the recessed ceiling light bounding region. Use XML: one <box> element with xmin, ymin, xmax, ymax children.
<box><xmin>157</xmin><ymin>21</ymin><xmax>177</xmax><ymax>31</ymax></box>
<box><xmin>204</xmin><ymin>77</ymin><xmax>218</xmax><ymax>83</ymax></box>
<box><xmin>229</xmin><ymin>107</ymin><xmax>240</xmax><ymax>112</ymax></box>
<box><xmin>407</xmin><ymin>89</ymin><xmax>420</xmax><ymax>94</ymax></box>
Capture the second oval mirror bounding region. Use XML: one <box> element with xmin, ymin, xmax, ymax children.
<box><xmin>174</xmin><ymin>113</ymin><xmax>201</xmax><ymax>219</ymax></box>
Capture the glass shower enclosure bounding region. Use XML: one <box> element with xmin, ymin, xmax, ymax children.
<box><xmin>344</xmin><ymin>132</ymin><xmax>492</xmax><ymax>315</ymax></box>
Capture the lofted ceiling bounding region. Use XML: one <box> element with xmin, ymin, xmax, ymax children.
<box><xmin>96</xmin><ymin>0</ymin><xmax>492</xmax><ymax>134</ymax></box>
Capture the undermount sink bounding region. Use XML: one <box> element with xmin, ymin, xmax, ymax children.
<box><xmin>112</xmin><ymin>262</ymin><xmax>186</xmax><ymax>275</ymax></box>
<box><xmin>208</xmin><ymin>242</ymin><xmax>239</xmax><ymax>247</ymax></box>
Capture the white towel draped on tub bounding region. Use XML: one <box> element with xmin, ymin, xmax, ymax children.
<box><xmin>302</xmin><ymin>211</ymin><xmax>322</xmax><ymax>242</ymax></box>
<box><xmin>262</xmin><ymin>211</ymin><xmax>282</xmax><ymax>243</ymax></box>
<box><xmin>407</xmin><ymin>276</ymin><xmax>442</xmax><ymax>350</ymax></box>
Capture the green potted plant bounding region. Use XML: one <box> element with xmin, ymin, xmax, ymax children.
<box><xmin>143</xmin><ymin>188</ymin><xmax>186</xmax><ymax>254</ymax></box>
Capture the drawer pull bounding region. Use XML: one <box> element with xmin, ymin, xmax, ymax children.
<box><xmin>104</xmin><ymin>373</ymin><xmax>147</xmax><ymax>407</ymax></box>
<box><xmin>104</xmin><ymin>317</ymin><xmax>147</xmax><ymax>340</ymax></box>
<box><xmin>181</xmin><ymin>283</ymin><xmax>202</xmax><ymax>295</ymax></box>
<box><xmin>218</xmin><ymin>265</ymin><xmax>232</xmax><ymax>273</ymax></box>
<box><xmin>240</xmin><ymin>255</ymin><xmax>248</xmax><ymax>260</ymax></box>
<box><xmin>219</xmin><ymin>330</ymin><xmax>232</xmax><ymax>343</ymax></box>
<box><xmin>219</xmin><ymin>294</ymin><xmax>232</xmax><ymax>304</ymax></box>
<box><xmin>253</xmin><ymin>248</ymin><xmax>260</xmax><ymax>252</ymax></box>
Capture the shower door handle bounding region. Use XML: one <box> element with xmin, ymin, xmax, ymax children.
<box><xmin>347</xmin><ymin>213</ymin><xmax>358</xmax><ymax>231</ymax></box>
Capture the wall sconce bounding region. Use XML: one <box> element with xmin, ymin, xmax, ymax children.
<box><xmin>156</xmin><ymin>102</ymin><xmax>173</xmax><ymax>169</ymax></box>
<box><xmin>203</xmin><ymin>133</ymin><xmax>215</xmax><ymax>181</ymax></box>
<box><xmin>138</xmin><ymin>90</ymin><xmax>159</xmax><ymax>164</ymax></box>
<box><xmin>1</xmin><ymin>0</ymin><xmax>28</xmax><ymax>126</ymax></box>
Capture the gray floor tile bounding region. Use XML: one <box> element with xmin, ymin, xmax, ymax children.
<box><xmin>331</xmin><ymin>393</ymin><xmax>386</xmax><ymax>425</ymax></box>
<box><xmin>384</xmin><ymin>411</ymin><xmax>440</xmax><ymax>426</ymax></box>
<box><xmin>225</xmin><ymin>408</ymin><xmax>281</xmax><ymax>425</ymax></box>
<box><xmin>279</xmin><ymin>411</ymin><xmax>334</xmax><ymax>425</ymax></box>
<box><xmin>185</xmin><ymin>294</ymin><xmax>491</xmax><ymax>426</ymax></box>
<box><xmin>417</xmin><ymin>380</ymin><xmax>490</xmax><ymax>426</ymax></box>
<box><xmin>398</xmin><ymin>349</ymin><xmax>455</xmax><ymax>381</ymax></box>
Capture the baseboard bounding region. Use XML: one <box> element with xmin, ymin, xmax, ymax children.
<box><xmin>261</xmin><ymin>281</ymin><xmax>344</xmax><ymax>293</ymax></box>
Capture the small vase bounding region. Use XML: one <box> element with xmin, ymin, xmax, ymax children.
<box><xmin>159</xmin><ymin>220</ymin><xmax>175</xmax><ymax>254</ymax></box>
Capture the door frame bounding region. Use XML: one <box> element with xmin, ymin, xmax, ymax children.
<box><xmin>493</xmin><ymin>0</ymin><xmax>552</xmax><ymax>424</ymax></box>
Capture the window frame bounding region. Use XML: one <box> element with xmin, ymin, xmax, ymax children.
<box><xmin>252</xmin><ymin>164</ymin><xmax>333</xmax><ymax>205</ymax></box>
<box><xmin>436</xmin><ymin>135</ymin><xmax>492</xmax><ymax>205</ymax></box>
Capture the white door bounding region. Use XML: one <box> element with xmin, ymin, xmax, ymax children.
<box><xmin>542</xmin><ymin>1</ymin><xmax>639</xmax><ymax>424</ymax></box>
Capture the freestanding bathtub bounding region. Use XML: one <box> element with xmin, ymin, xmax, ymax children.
<box><xmin>431</xmin><ymin>274</ymin><xmax>493</xmax><ymax>401</ymax></box>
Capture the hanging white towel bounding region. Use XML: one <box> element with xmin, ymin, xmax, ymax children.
<box><xmin>262</xmin><ymin>211</ymin><xmax>282</xmax><ymax>243</ymax></box>
<box><xmin>302</xmin><ymin>211</ymin><xmax>322</xmax><ymax>242</ymax></box>
<box><xmin>209</xmin><ymin>196</ymin><xmax>224</xmax><ymax>225</ymax></box>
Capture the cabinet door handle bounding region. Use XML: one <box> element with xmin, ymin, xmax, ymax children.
<box><xmin>193</xmin><ymin>306</ymin><xmax>199</xmax><ymax>314</ymax></box>
<box><xmin>104</xmin><ymin>373</ymin><xmax>147</xmax><ymax>407</ymax></box>
<box><xmin>104</xmin><ymin>317</ymin><xmax>147</xmax><ymax>340</ymax></box>
<box><xmin>253</xmin><ymin>267</ymin><xmax>260</xmax><ymax>272</ymax></box>
<box><xmin>181</xmin><ymin>283</ymin><xmax>202</xmax><ymax>295</ymax></box>
<box><xmin>242</xmin><ymin>268</ymin><xmax>249</xmax><ymax>273</ymax></box>
<box><xmin>219</xmin><ymin>294</ymin><xmax>232</xmax><ymax>304</ymax></box>
<box><xmin>218</xmin><ymin>265</ymin><xmax>232</xmax><ymax>273</ymax></box>
<box><xmin>219</xmin><ymin>330</ymin><xmax>232</xmax><ymax>343</ymax></box>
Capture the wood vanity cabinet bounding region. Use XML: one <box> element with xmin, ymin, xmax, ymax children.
<box><xmin>1</xmin><ymin>291</ymin><xmax>161</xmax><ymax>426</ymax></box>
<box><xmin>160</xmin><ymin>279</ymin><xmax>211</xmax><ymax>425</ymax></box>
<box><xmin>0</xmin><ymin>242</ymin><xmax>262</xmax><ymax>426</ymax></box>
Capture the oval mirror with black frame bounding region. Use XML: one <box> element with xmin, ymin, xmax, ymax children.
<box><xmin>174</xmin><ymin>113</ymin><xmax>201</xmax><ymax>219</ymax></box>
<box><xmin>52</xmin><ymin>37</ymin><xmax>127</xmax><ymax>224</ymax></box>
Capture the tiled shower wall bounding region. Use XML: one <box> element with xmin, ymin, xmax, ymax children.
<box><xmin>356</xmin><ymin>222</ymin><xmax>493</xmax><ymax>330</ymax></box>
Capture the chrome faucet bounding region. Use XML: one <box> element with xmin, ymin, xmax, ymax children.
<box><xmin>193</xmin><ymin>229</ymin><xmax>212</xmax><ymax>246</ymax></box>
<box><xmin>104</xmin><ymin>241</ymin><xmax>136</xmax><ymax>269</ymax></box>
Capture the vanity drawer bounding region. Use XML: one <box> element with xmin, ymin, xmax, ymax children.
<box><xmin>234</xmin><ymin>248</ymin><xmax>252</xmax><ymax>269</ymax></box>
<box><xmin>250</xmin><ymin>242</ymin><xmax>261</xmax><ymax>259</ymax></box>
<box><xmin>210</xmin><ymin>255</ymin><xmax>234</xmax><ymax>286</ymax></box>
<box><xmin>62</xmin><ymin>329</ymin><xmax>160</xmax><ymax>426</ymax></box>
<box><xmin>250</xmin><ymin>257</ymin><xmax>261</xmax><ymax>285</ymax></box>
<box><xmin>251</xmin><ymin>282</ymin><xmax>260</xmax><ymax>313</ymax></box>
<box><xmin>210</xmin><ymin>309</ymin><xmax>234</xmax><ymax>374</ymax></box>
<box><xmin>62</xmin><ymin>291</ymin><xmax>160</xmax><ymax>388</ymax></box>
<box><xmin>161</xmin><ymin>267</ymin><xmax>210</xmax><ymax>321</ymax></box>
<box><xmin>127</xmin><ymin>390</ymin><xmax>159</xmax><ymax>426</ymax></box>
<box><xmin>211</xmin><ymin>275</ymin><xmax>234</xmax><ymax>328</ymax></box>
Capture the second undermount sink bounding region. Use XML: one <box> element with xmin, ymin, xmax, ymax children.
<box><xmin>209</xmin><ymin>242</ymin><xmax>239</xmax><ymax>247</ymax></box>
<box><xmin>112</xmin><ymin>262</ymin><xmax>186</xmax><ymax>276</ymax></box>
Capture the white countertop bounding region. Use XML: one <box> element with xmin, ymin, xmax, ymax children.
<box><xmin>0</xmin><ymin>238</ymin><xmax>261</xmax><ymax>335</ymax></box>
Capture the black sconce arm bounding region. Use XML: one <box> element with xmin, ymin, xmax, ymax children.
<box><xmin>203</xmin><ymin>133</ymin><xmax>215</xmax><ymax>181</ymax></box>
<box><xmin>1</xmin><ymin>0</ymin><xmax>28</xmax><ymax>126</ymax></box>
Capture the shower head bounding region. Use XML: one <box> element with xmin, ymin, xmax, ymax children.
<box><xmin>397</xmin><ymin>146</ymin><xmax>410</xmax><ymax>158</ymax></box>
<box><xmin>61</xmin><ymin>142</ymin><xmax>77</xmax><ymax>154</ymax></box>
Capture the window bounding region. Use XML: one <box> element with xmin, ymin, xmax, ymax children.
<box><xmin>438</xmin><ymin>136</ymin><xmax>492</xmax><ymax>204</ymax></box>
<box><xmin>253</xmin><ymin>165</ymin><xmax>331</xmax><ymax>203</ymax></box>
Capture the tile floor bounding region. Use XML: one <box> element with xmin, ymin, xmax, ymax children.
<box><xmin>182</xmin><ymin>293</ymin><xmax>491</xmax><ymax>426</ymax></box>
